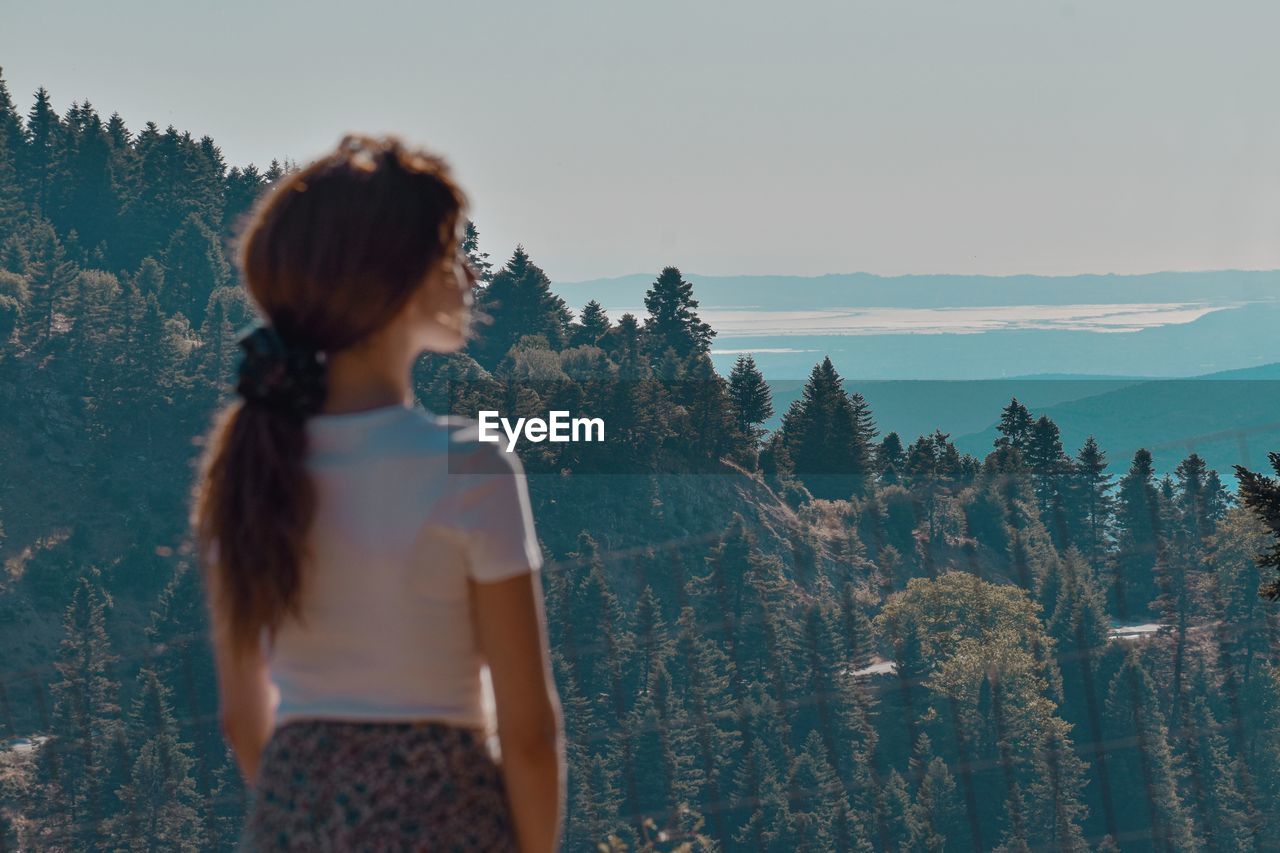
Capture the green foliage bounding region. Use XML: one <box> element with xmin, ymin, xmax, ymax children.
<box><xmin>642</xmin><ymin>266</ymin><xmax>714</xmax><ymax>361</ymax></box>
<box><xmin>727</xmin><ymin>354</ymin><xmax>772</xmax><ymax>451</ymax></box>
<box><xmin>0</xmin><ymin>268</ymin><xmax>30</xmax><ymax>342</ymax></box>
<box><xmin>34</xmin><ymin>574</ymin><xmax>122</xmax><ymax>849</ymax></box>
<box><xmin>1102</xmin><ymin>649</ymin><xmax>1200</xmax><ymax>850</ymax></box>
<box><xmin>473</xmin><ymin>245</ymin><xmax>572</xmax><ymax>369</ymax></box>
<box><xmin>161</xmin><ymin>214</ymin><xmax>228</xmax><ymax>326</ymax></box>
<box><xmin>461</xmin><ymin>219</ymin><xmax>493</xmax><ymax>282</ymax></box>
<box><xmin>778</xmin><ymin>357</ymin><xmax>875</xmax><ymax>499</ymax></box>
<box><xmin>572</xmin><ymin>299</ymin><xmax>612</xmax><ymax>348</ymax></box>
<box><xmin>1235</xmin><ymin>451</ymin><xmax>1280</xmax><ymax>599</ymax></box>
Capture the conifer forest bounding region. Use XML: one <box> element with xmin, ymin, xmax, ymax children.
<box><xmin>1</xmin><ymin>73</ymin><xmax>1280</xmax><ymax>851</ymax></box>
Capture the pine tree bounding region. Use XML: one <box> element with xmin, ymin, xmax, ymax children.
<box><xmin>779</xmin><ymin>357</ymin><xmax>872</xmax><ymax>499</ymax></box>
<box><xmin>1026</xmin><ymin>415</ymin><xmax>1072</xmax><ymax>544</ymax></box>
<box><xmin>904</xmin><ymin>430</ymin><xmax>966</xmax><ymax>546</ymax></box>
<box><xmin>1025</xmin><ymin>722</ymin><xmax>1090</xmax><ymax>851</ymax></box>
<box><xmin>797</xmin><ymin>601</ymin><xmax>877</xmax><ymax>825</ymax></box>
<box><xmin>877</xmin><ymin>431</ymin><xmax>906</xmax><ymax>485</ymax></box>
<box><xmin>569</xmin><ymin>752</ymin><xmax>630</xmax><ymax>850</ymax></box>
<box><xmin>198</xmin><ymin>287</ymin><xmax>249</xmax><ymax>386</ymax></box>
<box><xmin>1175</xmin><ymin>453</ymin><xmax>1221</xmax><ymax>547</ymax></box>
<box><xmin>62</xmin><ymin>101</ymin><xmax>120</xmax><ymax>253</ymax></box>
<box><xmin>1112</xmin><ymin>449</ymin><xmax>1162</xmax><ymax>619</ymax></box>
<box><xmin>0</xmin><ymin>269</ymin><xmax>30</xmax><ymax>343</ymax></box>
<box><xmin>730</xmin><ymin>737</ymin><xmax>792</xmax><ymax>852</ymax></box>
<box><xmin>668</xmin><ymin>606</ymin><xmax>741</xmax><ymax>842</ymax></box>
<box><xmin>609</xmin><ymin>312</ymin><xmax>647</xmax><ymax>379</ymax></box>
<box><xmin>838</xmin><ymin>582</ymin><xmax>876</xmax><ymax>672</ymax></box>
<box><xmin>735</xmin><ymin>679</ymin><xmax>795</xmax><ymax>792</ymax></box>
<box><xmin>995</xmin><ymin>398</ymin><xmax>1034</xmax><ymax>453</ymax></box>
<box><xmin>0</xmin><ymin>113</ymin><xmax>23</xmax><ymax>241</ymax></box>
<box><xmin>568</xmin><ymin>533</ymin><xmax>633</xmax><ymax>726</ymax></box>
<box><xmin>1102</xmin><ymin>649</ymin><xmax>1199</xmax><ymax>850</ymax></box>
<box><xmin>787</xmin><ymin>730</ymin><xmax>860</xmax><ymax>851</ymax></box>
<box><xmin>108</xmin><ymin>668</ymin><xmax>201</xmax><ymax>851</ymax></box>
<box><xmin>0</xmin><ymin>68</ymin><xmax>25</xmax><ymax>166</ymax></box>
<box><xmin>1207</xmin><ymin>509</ymin><xmax>1280</xmax><ymax>836</ymax></box>
<box><xmin>144</xmin><ymin>564</ymin><xmax>219</xmax><ymax>773</ymax></box>
<box><xmin>34</xmin><ymin>574</ymin><xmax>122</xmax><ymax>850</ymax></box>
<box><xmin>1045</xmin><ymin>549</ymin><xmax>1117</xmax><ymax>837</ymax></box>
<box><xmin>907</xmin><ymin>737</ymin><xmax>963</xmax><ymax>853</ymax></box>
<box><xmin>727</xmin><ymin>353</ymin><xmax>773</xmax><ymax>446</ymax></box>
<box><xmin>66</xmin><ymin>270</ymin><xmax>125</xmax><ymax>407</ymax></box>
<box><xmin>25</xmin><ymin>218</ymin><xmax>78</xmax><ymax>340</ymax></box>
<box><xmin>1182</xmin><ymin>694</ymin><xmax>1256</xmax><ymax>850</ymax></box>
<box><xmin>264</xmin><ymin>158</ymin><xmax>286</xmax><ymax>183</ymax></box>
<box><xmin>882</xmin><ymin>769</ymin><xmax>915</xmax><ymax>850</ymax></box>
<box><xmin>641</xmin><ymin>266</ymin><xmax>714</xmax><ymax>361</ymax></box>
<box><xmin>673</xmin><ymin>353</ymin><xmax>736</xmax><ymax>466</ymax></box>
<box><xmin>735</xmin><ymin>552</ymin><xmax>799</xmax><ymax>704</ymax></box>
<box><xmin>688</xmin><ymin>513</ymin><xmax>753</xmax><ymax>665</ymax></box>
<box><xmin>461</xmin><ymin>219</ymin><xmax>493</xmax><ymax>282</ymax></box>
<box><xmin>161</xmin><ymin>213</ymin><xmax>229</xmax><ymax>326</ymax></box>
<box><xmin>23</xmin><ymin>87</ymin><xmax>69</xmax><ymax>221</ymax></box>
<box><xmin>1</xmin><ymin>232</ymin><xmax>28</xmax><ymax>275</ymax></box>
<box><xmin>472</xmin><ymin>245</ymin><xmax>571</xmax><ymax>369</ymax></box>
<box><xmin>1233</xmin><ymin>452</ymin><xmax>1280</xmax><ymax>599</ymax></box>
<box><xmin>222</xmin><ymin>163</ymin><xmax>267</xmax><ymax>233</ymax></box>
<box><xmin>571</xmin><ymin>299</ymin><xmax>611</xmax><ymax>348</ymax></box>
<box><xmin>849</xmin><ymin>390</ymin><xmax>878</xmax><ymax>454</ymax></box>
<box><xmin>993</xmin><ymin>783</ymin><xmax>1031</xmax><ymax>853</ymax></box>
<box><xmin>192</xmin><ymin>136</ymin><xmax>228</xmax><ymax>228</ymax></box>
<box><xmin>202</xmin><ymin>747</ymin><xmax>246</xmax><ymax>851</ymax></box>
<box><xmin>623</xmin><ymin>676</ymin><xmax>692</xmax><ymax>834</ymax></box>
<box><xmin>1071</xmin><ymin>436</ymin><xmax>1113</xmax><ymax>565</ymax></box>
<box><xmin>626</xmin><ymin>585</ymin><xmax>672</xmax><ymax>701</ymax></box>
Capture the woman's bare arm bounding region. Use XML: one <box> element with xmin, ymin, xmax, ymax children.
<box><xmin>471</xmin><ymin>572</ymin><xmax>565</xmax><ymax>853</ymax></box>
<box><xmin>206</xmin><ymin>571</ymin><xmax>275</xmax><ymax>783</ymax></box>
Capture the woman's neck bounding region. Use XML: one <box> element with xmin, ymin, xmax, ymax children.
<box><xmin>320</xmin><ymin>337</ymin><xmax>415</xmax><ymax>415</ymax></box>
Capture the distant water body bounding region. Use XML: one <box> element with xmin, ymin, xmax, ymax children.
<box><xmin>603</xmin><ymin>302</ymin><xmax>1235</xmax><ymax>339</ymax></box>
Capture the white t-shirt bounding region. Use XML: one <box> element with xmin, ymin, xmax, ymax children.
<box><xmin>266</xmin><ymin>403</ymin><xmax>543</xmax><ymax>731</ymax></box>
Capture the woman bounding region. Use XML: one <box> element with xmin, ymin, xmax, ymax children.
<box><xmin>192</xmin><ymin>135</ymin><xmax>564</xmax><ymax>851</ymax></box>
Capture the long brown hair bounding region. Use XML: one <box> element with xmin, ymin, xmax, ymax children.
<box><xmin>193</xmin><ymin>134</ymin><xmax>467</xmax><ymax>654</ymax></box>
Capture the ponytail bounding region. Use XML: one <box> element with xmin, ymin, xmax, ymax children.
<box><xmin>195</xmin><ymin>325</ymin><xmax>327</xmax><ymax>655</ymax></box>
<box><xmin>195</xmin><ymin>400</ymin><xmax>314</xmax><ymax>654</ymax></box>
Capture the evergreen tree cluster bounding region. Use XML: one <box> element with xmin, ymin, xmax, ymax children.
<box><xmin>1</xmin><ymin>74</ymin><xmax>1278</xmax><ymax>850</ymax></box>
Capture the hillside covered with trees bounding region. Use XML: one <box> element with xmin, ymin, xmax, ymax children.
<box><xmin>1</xmin><ymin>72</ymin><xmax>1279</xmax><ymax>851</ymax></box>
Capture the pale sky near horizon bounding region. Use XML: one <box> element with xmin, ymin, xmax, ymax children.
<box><xmin>4</xmin><ymin>0</ymin><xmax>1279</xmax><ymax>282</ymax></box>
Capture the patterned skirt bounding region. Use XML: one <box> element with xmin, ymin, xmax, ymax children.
<box><xmin>239</xmin><ymin>719</ymin><xmax>517</xmax><ymax>852</ymax></box>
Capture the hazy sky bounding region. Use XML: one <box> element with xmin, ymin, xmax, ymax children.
<box><xmin>4</xmin><ymin>0</ymin><xmax>1279</xmax><ymax>281</ymax></box>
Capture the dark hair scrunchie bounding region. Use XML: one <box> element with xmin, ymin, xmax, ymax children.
<box><xmin>235</xmin><ymin>323</ymin><xmax>328</xmax><ymax>415</ymax></box>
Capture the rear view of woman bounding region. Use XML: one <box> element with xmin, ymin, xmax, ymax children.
<box><xmin>192</xmin><ymin>135</ymin><xmax>564</xmax><ymax>851</ymax></box>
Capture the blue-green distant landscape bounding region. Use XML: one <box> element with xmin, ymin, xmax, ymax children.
<box><xmin>557</xmin><ymin>270</ymin><xmax>1280</xmax><ymax>380</ymax></box>
<box><xmin>555</xmin><ymin>271</ymin><xmax>1280</xmax><ymax>480</ymax></box>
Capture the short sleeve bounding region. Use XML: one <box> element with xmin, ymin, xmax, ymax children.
<box><xmin>447</xmin><ymin>442</ymin><xmax>543</xmax><ymax>583</ymax></box>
